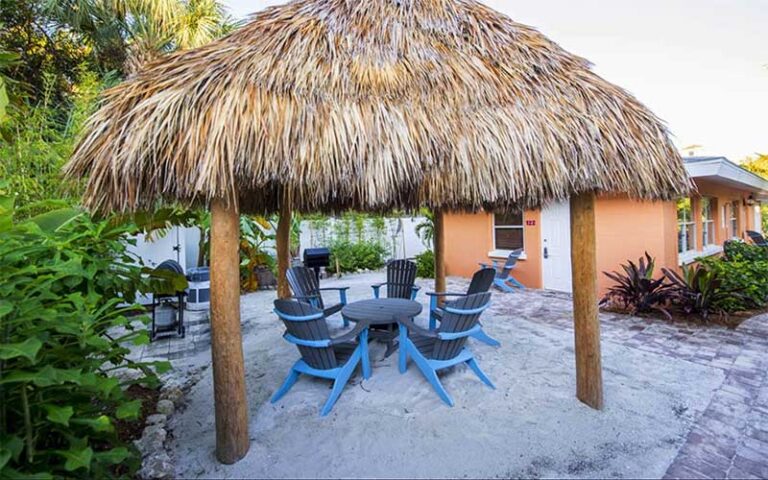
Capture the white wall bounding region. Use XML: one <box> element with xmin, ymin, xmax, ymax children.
<box><xmin>298</xmin><ymin>216</ymin><xmax>429</xmax><ymax>261</ymax></box>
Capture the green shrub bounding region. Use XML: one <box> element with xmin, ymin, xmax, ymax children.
<box><xmin>415</xmin><ymin>250</ymin><xmax>435</xmax><ymax>278</ymax></box>
<box><xmin>662</xmin><ymin>264</ymin><xmax>737</xmax><ymax>320</ymax></box>
<box><xmin>329</xmin><ymin>240</ymin><xmax>387</xmax><ymax>273</ymax></box>
<box><xmin>600</xmin><ymin>253</ymin><xmax>673</xmax><ymax>318</ymax></box>
<box><xmin>724</xmin><ymin>240</ymin><xmax>768</xmax><ymax>262</ymax></box>
<box><xmin>699</xmin><ymin>256</ymin><xmax>768</xmax><ymax>312</ymax></box>
<box><xmin>0</xmin><ymin>196</ymin><xmax>182</xmax><ymax>478</ymax></box>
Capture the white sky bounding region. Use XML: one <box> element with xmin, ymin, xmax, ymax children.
<box><xmin>223</xmin><ymin>0</ymin><xmax>768</xmax><ymax>161</ymax></box>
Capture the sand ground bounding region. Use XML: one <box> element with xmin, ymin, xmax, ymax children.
<box><xmin>165</xmin><ymin>273</ymin><xmax>724</xmax><ymax>479</ymax></box>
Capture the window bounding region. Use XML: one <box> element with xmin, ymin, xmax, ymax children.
<box><xmin>494</xmin><ymin>212</ymin><xmax>524</xmax><ymax>251</ymax></box>
<box><xmin>677</xmin><ymin>198</ymin><xmax>695</xmax><ymax>254</ymax></box>
<box><xmin>701</xmin><ymin>197</ymin><xmax>715</xmax><ymax>246</ymax></box>
<box><xmin>729</xmin><ymin>201</ymin><xmax>739</xmax><ymax>239</ymax></box>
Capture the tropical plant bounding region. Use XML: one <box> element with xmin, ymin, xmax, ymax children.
<box><xmin>0</xmin><ymin>192</ymin><xmax>182</xmax><ymax>478</ymax></box>
<box><xmin>724</xmin><ymin>239</ymin><xmax>768</xmax><ymax>262</ymax></box>
<box><xmin>600</xmin><ymin>252</ymin><xmax>674</xmax><ymax>318</ymax></box>
<box><xmin>239</xmin><ymin>215</ymin><xmax>275</xmax><ymax>292</ymax></box>
<box><xmin>414</xmin><ymin>209</ymin><xmax>434</xmax><ymax>248</ymax></box>
<box><xmin>662</xmin><ymin>264</ymin><xmax>736</xmax><ymax>320</ymax></box>
<box><xmin>699</xmin><ymin>256</ymin><xmax>768</xmax><ymax>312</ymax></box>
<box><xmin>415</xmin><ymin>249</ymin><xmax>435</xmax><ymax>278</ymax></box>
<box><xmin>329</xmin><ymin>240</ymin><xmax>387</xmax><ymax>274</ymax></box>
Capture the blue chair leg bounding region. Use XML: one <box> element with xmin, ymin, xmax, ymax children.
<box><xmin>271</xmin><ymin>367</ymin><xmax>300</xmax><ymax>403</ymax></box>
<box><xmin>471</xmin><ymin>328</ymin><xmax>501</xmax><ymax>347</ymax></box>
<box><xmin>467</xmin><ymin>357</ymin><xmax>495</xmax><ymax>389</ymax></box>
<box><xmin>320</xmin><ymin>350</ymin><xmax>361</xmax><ymax>416</ymax></box>
<box><xmin>505</xmin><ymin>276</ymin><xmax>526</xmax><ymax>289</ymax></box>
<box><xmin>411</xmin><ymin>353</ymin><xmax>454</xmax><ymax>407</ymax></box>
<box><xmin>494</xmin><ymin>278</ymin><xmax>515</xmax><ymax>293</ymax></box>
<box><xmin>343</xmin><ymin>317</ymin><xmax>350</xmax><ymax>328</ymax></box>
<box><xmin>398</xmin><ymin>327</ymin><xmax>408</xmax><ymax>373</ymax></box>
<box><xmin>360</xmin><ymin>329</ymin><xmax>371</xmax><ymax>380</ymax></box>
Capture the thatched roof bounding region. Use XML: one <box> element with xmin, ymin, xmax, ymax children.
<box><xmin>65</xmin><ymin>0</ymin><xmax>691</xmax><ymax>214</ymax></box>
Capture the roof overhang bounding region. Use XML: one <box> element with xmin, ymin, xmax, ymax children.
<box><xmin>685</xmin><ymin>157</ymin><xmax>768</xmax><ymax>199</ymax></box>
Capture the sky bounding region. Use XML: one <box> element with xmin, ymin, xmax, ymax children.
<box><xmin>223</xmin><ymin>0</ymin><xmax>767</xmax><ymax>161</ymax></box>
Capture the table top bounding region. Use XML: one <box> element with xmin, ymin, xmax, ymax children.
<box><xmin>342</xmin><ymin>298</ymin><xmax>423</xmax><ymax>325</ymax></box>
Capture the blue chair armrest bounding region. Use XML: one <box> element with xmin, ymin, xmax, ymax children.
<box><xmin>283</xmin><ymin>333</ymin><xmax>331</xmax><ymax>348</ymax></box>
<box><xmin>329</xmin><ymin>321</ymin><xmax>368</xmax><ymax>345</ymax></box>
<box><xmin>410</xmin><ymin>285</ymin><xmax>421</xmax><ymax>300</ymax></box>
<box><xmin>396</xmin><ymin>316</ymin><xmax>438</xmax><ymax>338</ymax></box>
<box><xmin>425</xmin><ymin>292</ymin><xmax>468</xmax><ymax>298</ymax></box>
<box><xmin>438</xmin><ymin>324</ymin><xmax>482</xmax><ymax>341</ymax></box>
<box><xmin>319</xmin><ymin>287</ymin><xmax>349</xmax><ymax>305</ymax></box>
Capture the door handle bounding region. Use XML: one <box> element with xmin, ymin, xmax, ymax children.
<box><xmin>543</xmin><ymin>247</ymin><xmax>549</xmax><ymax>259</ymax></box>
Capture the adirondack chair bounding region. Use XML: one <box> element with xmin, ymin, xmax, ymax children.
<box><xmin>371</xmin><ymin>259</ymin><xmax>420</xmax><ymax>300</ymax></box>
<box><xmin>271</xmin><ymin>299</ymin><xmax>368</xmax><ymax>416</ymax></box>
<box><xmin>746</xmin><ymin>231</ymin><xmax>768</xmax><ymax>247</ymax></box>
<box><xmin>287</xmin><ymin>266</ymin><xmax>351</xmax><ymax>327</ymax></box>
<box><xmin>398</xmin><ymin>292</ymin><xmax>495</xmax><ymax>407</ymax></box>
<box><xmin>426</xmin><ymin>267</ymin><xmax>500</xmax><ymax>347</ymax></box>
<box><xmin>479</xmin><ymin>249</ymin><xmax>525</xmax><ymax>292</ymax></box>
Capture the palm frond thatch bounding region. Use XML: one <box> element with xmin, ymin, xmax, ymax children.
<box><xmin>64</xmin><ymin>0</ymin><xmax>692</xmax><ymax>215</ymax></box>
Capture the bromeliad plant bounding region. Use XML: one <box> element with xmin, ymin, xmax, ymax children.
<box><xmin>0</xmin><ymin>192</ymin><xmax>183</xmax><ymax>478</ymax></box>
<box><xmin>662</xmin><ymin>264</ymin><xmax>737</xmax><ymax>321</ymax></box>
<box><xmin>601</xmin><ymin>252</ymin><xmax>674</xmax><ymax>318</ymax></box>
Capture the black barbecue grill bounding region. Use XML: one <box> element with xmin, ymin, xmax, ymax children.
<box><xmin>303</xmin><ymin>247</ymin><xmax>331</xmax><ymax>281</ymax></box>
<box><xmin>150</xmin><ymin>259</ymin><xmax>186</xmax><ymax>341</ymax></box>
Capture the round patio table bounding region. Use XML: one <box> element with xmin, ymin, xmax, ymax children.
<box><xmin>342</xmin><ymin>298</ymin><xmax>423</xmax><ymax>379</ymax></box>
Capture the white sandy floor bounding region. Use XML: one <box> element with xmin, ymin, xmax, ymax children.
<box><xmin>166</xmin><ymin>273</ymin><xmax>724</xmax><ymax>479</ymax></box>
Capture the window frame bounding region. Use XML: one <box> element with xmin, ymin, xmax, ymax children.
<box><xmin>493</xmin><ymin>212</ymin><xmax>525</xmax><ymax>254</ymax></box>
<box><xmin>677</xmin><ymin>198</ymin><xmax>696</xmax><ymax>255</ymax></box>
<box><xmin>701</xmin><ymin>197</ymin><xmax>716</xmax><ymax>247</ymax></box>
<box><xmin>729</xmin><ymin>201</ymin><xmax>739</xmax><ymax>239</ymax></box>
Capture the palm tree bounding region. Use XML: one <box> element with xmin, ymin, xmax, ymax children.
<box><xmin>415</xmin><ymin>209</ymin><xmax>435</xmax><ymax>248</ymax></box>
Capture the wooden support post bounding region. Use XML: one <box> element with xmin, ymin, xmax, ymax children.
<box><xmin>210</xmin><ymin>198</ymin><xmax>250</xmax><ymax>464</ymax></box>
<box><xmin>276</xmin><ymin>191</ymin><xmax>292</xmax><ymax>300</ymax></box>
<box><xmin>570</xmin><ymin>192</ymin><xmax>604</xmax><ymax>410</ymax></box>
<box><xmin>433</xmin><ymin>209</ymin><xmax>446</xmax><ymax>301</ymax></box>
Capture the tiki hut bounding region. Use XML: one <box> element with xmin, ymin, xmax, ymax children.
<box><xmin>65</xmin><ymin>0</ymin><xmax>691</xmax><ymax>465</ymax></box>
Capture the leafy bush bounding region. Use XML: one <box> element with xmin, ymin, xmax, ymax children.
<box><xmin>415</xmin><ymin>250</ymin><xmax>435</xmax><ymax>278</ymax></box>
<box><xmin>329</xmin><ymin>240</ymin><xmax>387</xmax><ymax>273</ymax></box>
<box><xmin>601</xmin><ymin>253</ymin><xmax>673</xmax><ymax>318</ymax></box>
<box><xmin>662</xmin><ymin>264</ymin><xmax>737</xmax><ymax>320</ymax></box>
<box><xmin>0</xmin><ymin>196</ymin><xmax>181</xmax><ymax>478</ymax></box>
<box><xmin>724</xmin><ymin>240</ymin><xmax>768</xmax><ymax>262</ymax></box>
<box><xmin>699</xmin><ymin>256</ymin><xmax>768</xmax><ymax>312</ymax></box>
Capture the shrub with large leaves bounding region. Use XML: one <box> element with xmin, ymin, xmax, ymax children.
<box><xmin>662</xmin><ymin>264</ymin><xmax>739</xmax><ymax>320</ymax></box>
<box><xmin>601</xmin><ymin>252</ymin><xmax>674</xmax><ymax>318</ymax></box>
<box><xmin>0</xmin><ymin>194</ymin><xmax>183</xmax><ymax>478</ymax></box>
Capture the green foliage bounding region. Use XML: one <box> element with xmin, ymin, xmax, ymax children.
<box><xmin>0</xmin><ymin>192</ymin><xmax>181</xmax><ymax>478</ymax></box>
<box><xmin>601</xmin><ymin>252</ymin><xmax>673</xmax><ymax>318</ymax></box>
<box><xmin>724</xmin><ymin>240</ymin><xmax>768</xmax><ymax>262</ymax></box>
<box><xmin>741</xmin><ymin>154</ymin><xmax>768</xmax><ymax>231</ymax></box>
<box><xmin>329</xmin><ymin>240</ymin><xmax>387</xmax><ymax>274</ymax></box>
<box><xmin>414</xmin><ymin>209</ymin><xmax>434</xmax><ymax>248</ymax></box>
<box><xmin>0</xmin><ymin>70</ymin><xmax>103</xmax><ymax>215</ymax></box>
<box><xmin>662</xmin><ymin>264</ymin><xmax>736</xmax><ymax>320</ymax></box>
<box><xmin>415</xmin><ymin>250</ymin><xmax>435</xmax><ymax>278</ymax></box>
<box><xmin>699</xmin><ymin>256</ymin><xmax>768</xmax><ymax>312</ymax></box>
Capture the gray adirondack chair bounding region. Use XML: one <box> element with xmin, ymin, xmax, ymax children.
<box><xmin>426</xmin><ymin>267</ymin><xmax>499</xmax><ymax>346</ymax></box>
<box><xmin>371</xmin><ymin>259</ymin><xmax>421</xmax><ymax>300</ymax></box>
<box><xmin>271</xmin><ymin>299</ymin><xmax>368</xmax><ymax>416</ymax></box>
<box><xmin>287</xmin><ymin>266</ymin><xmax>350</xmax><ymax>326</ymax></box>
<box><xmin>397</xmin><ymin>292</ymin><xmax>495</xmax><ymax>407</ymax></box>
<box><xmin>747</xmin><ymin>231</ymin><xmax>768</xmax><ymax>247</ymax></box>
<box><xmin>480</xmin><ymin>249</ymin><xmax>525</xmax><ymax>292</ymax></box>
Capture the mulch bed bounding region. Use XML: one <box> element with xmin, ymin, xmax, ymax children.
<box><xmin>601</xmin><ymin>304</ymin><xmax>767</xmax><ymax>329</ymax></box>
<box><xmin>115</xmin><ymin>384</ymin><xmax>161</xmax><ymax>443</ymax></box>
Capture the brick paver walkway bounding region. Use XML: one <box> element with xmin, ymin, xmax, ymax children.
<box><xmin>488</xmin><ymin>287</ymin><xmax>768</xmax><ymax>480</ymax></box>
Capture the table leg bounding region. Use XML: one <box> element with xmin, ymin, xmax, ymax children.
<box><xmin>361</xmin><ymin>328</ymin><xmax>371</xmax><ymax>380</ymax></box>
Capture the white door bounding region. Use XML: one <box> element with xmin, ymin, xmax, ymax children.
<box><xmin>754</xmin><ymin>206</ymin><xmax>763</xmax><ymax>234</ymax></box>
<box><xmin>541</xmin><ymin>201</ymin><xmax>573</xmax><ymax>293</ymax></box>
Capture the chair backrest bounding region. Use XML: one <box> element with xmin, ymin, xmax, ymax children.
<box><xmin>274</xmin><ymin>299</ymin><xmax>337</xmax><ymax>370</ymax></box>
<box><xmin>499</xmin><ymin>249</ymin><xmax>523</xmax><ymax>278</ymax></box>
<box><xmin>746</xmin><ymin>230</ymin><xmax>768</xmax><ymax>246</ymax></box>
<box><xmin>432</xmin><ymin>292</ymin><xmax>491</xmax><ymax>360</ymax></box>
<box><xmin>466</xmin><ymin>268</ymin><xmax>496</xmax><ymax>295</ymax></box>
<box><xmin>386</xmin><ymin>259</ymin><xmax>417</xmax><ymax>299</ymax></box>
<box><xmin>286</xmin><ymin>267</ymin><xmax>324</xmax><ymax>309</ymax></box>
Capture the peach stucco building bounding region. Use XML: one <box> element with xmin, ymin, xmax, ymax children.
<box><xmin>444</xmin><ymin>157</ymin><xmax>768</xmax><ymax>295</ymax></box>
